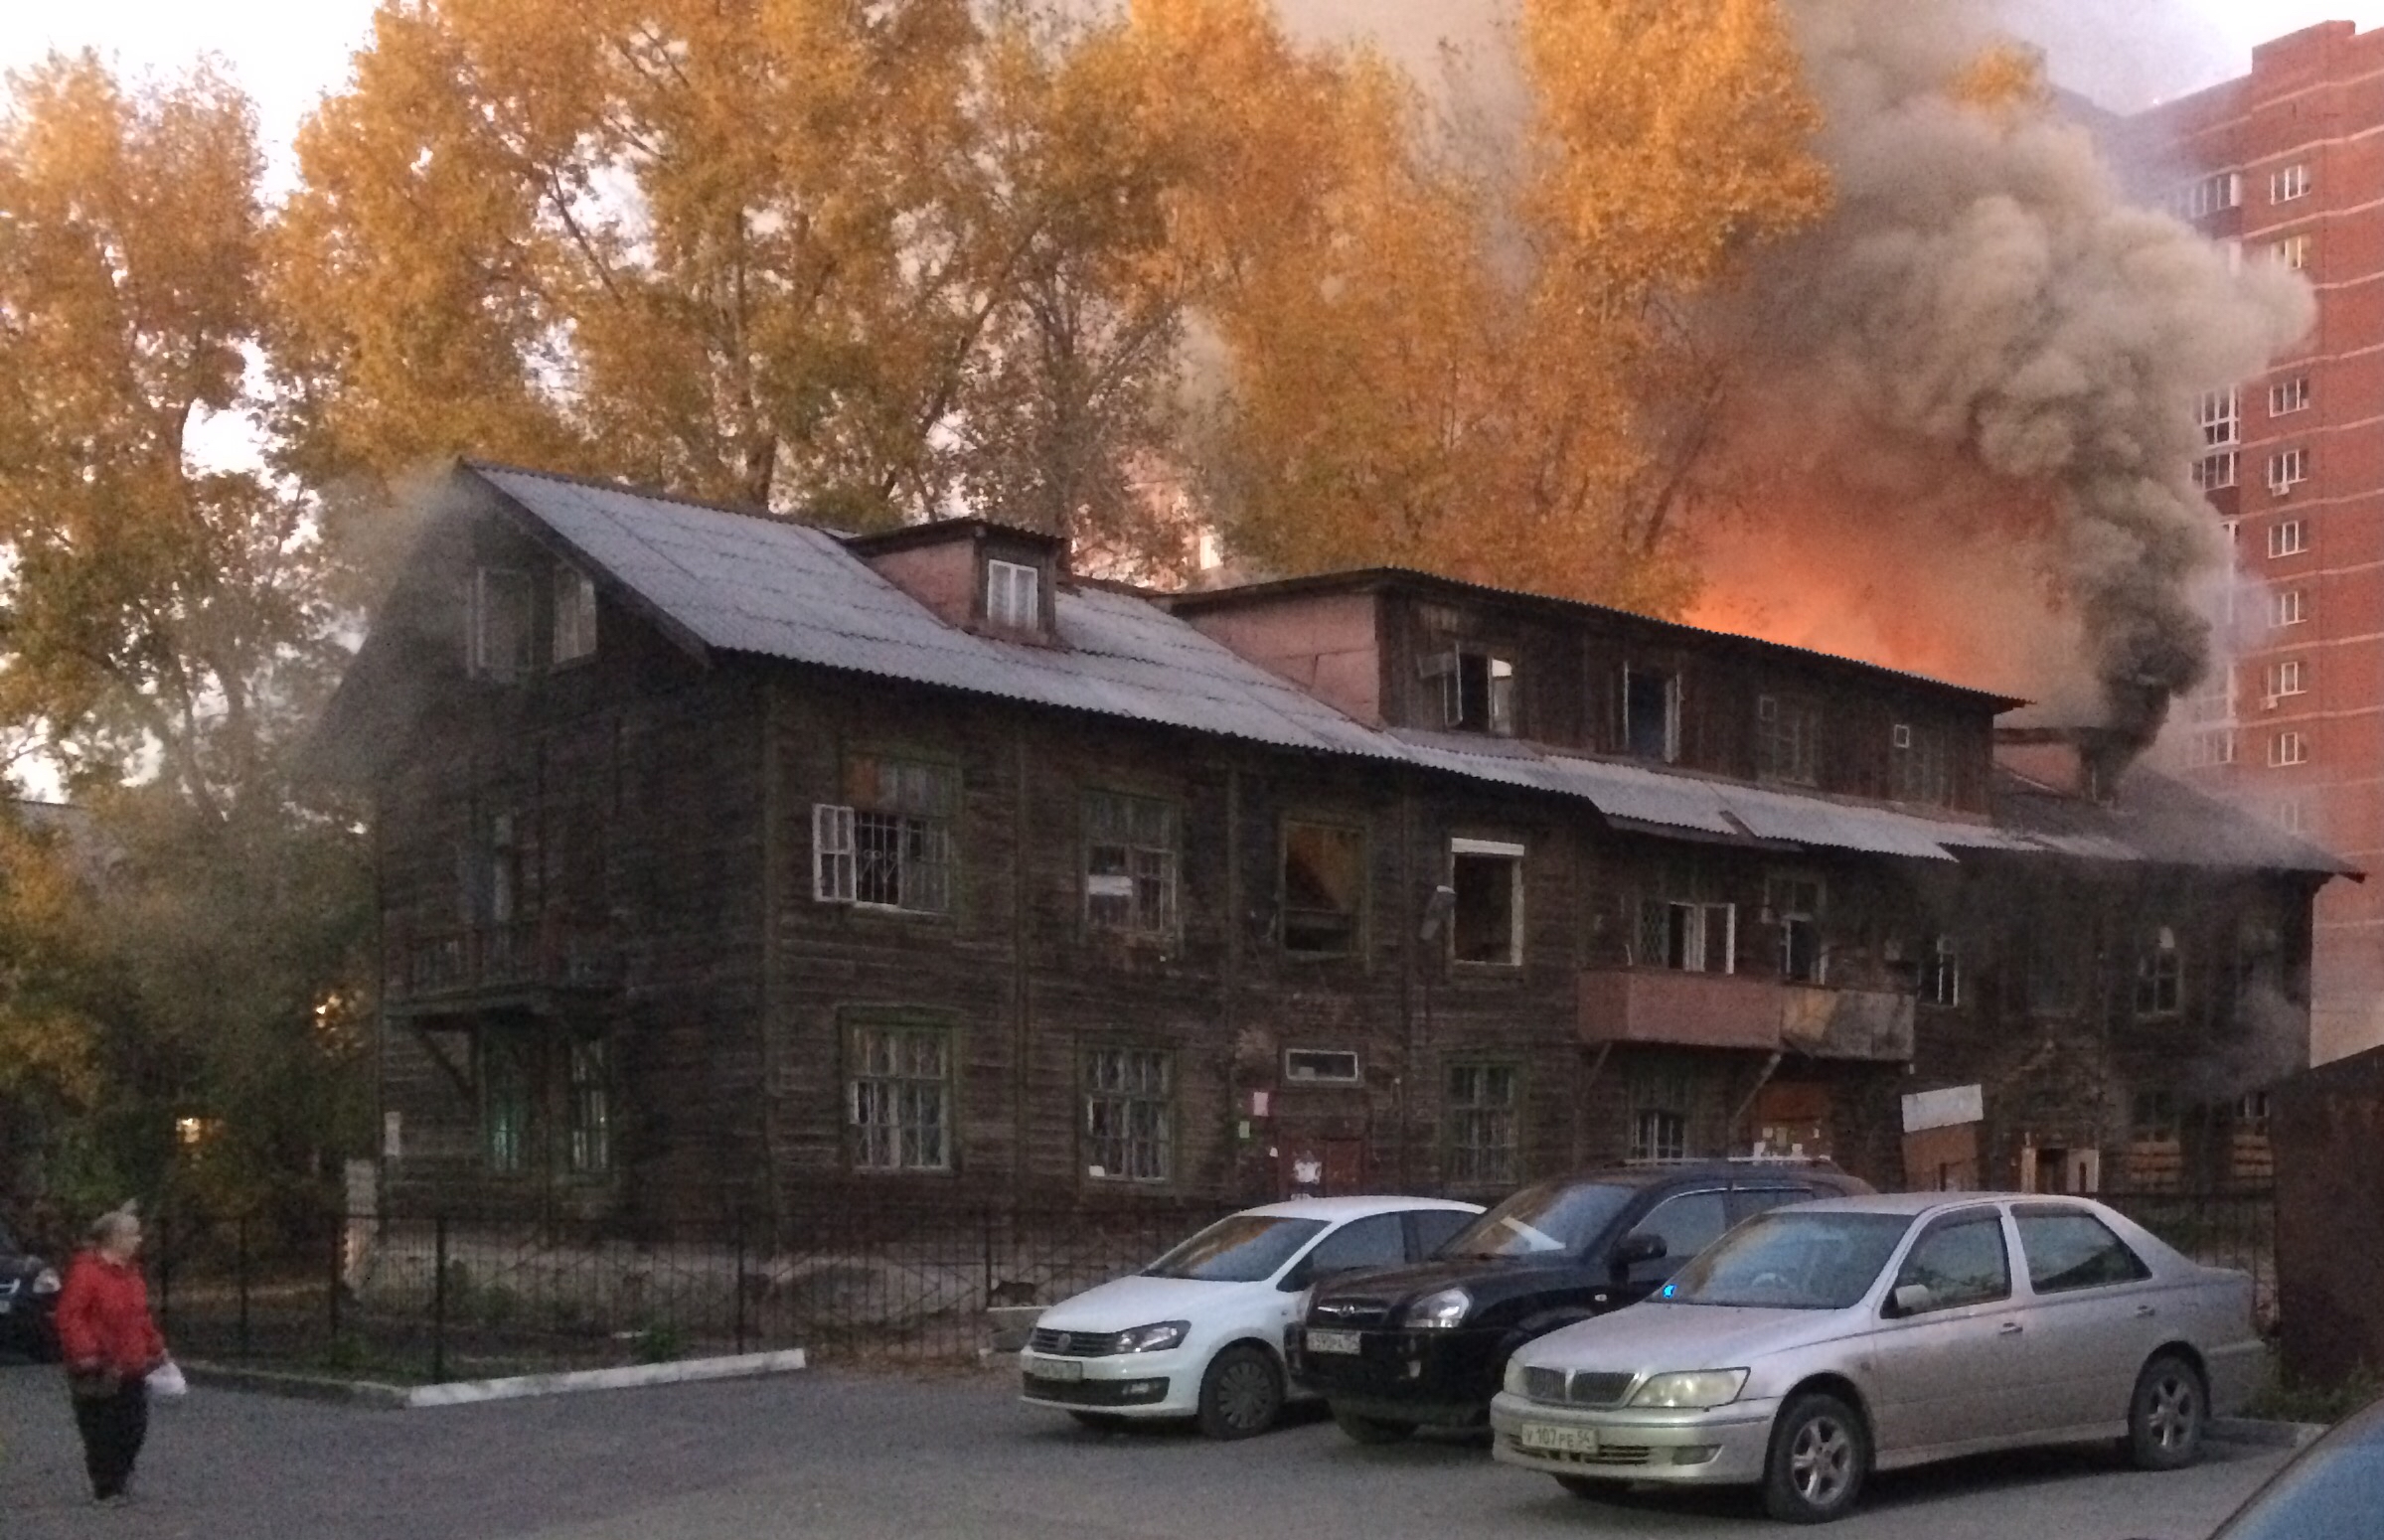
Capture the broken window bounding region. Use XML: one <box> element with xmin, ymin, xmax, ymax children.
<box><xmin>1083</xmin><ymin>1047</ymin><xmax>1174</xmax><ymax>1182</ymax></box>
<box><xmin>1767</xmin><ymin>875</ymin><xmax>1825</xmax><ymax>985</ymax></box>
<box><xmin>1757</xmin><ymin>694</ymin><xmax>1821</xmax><ymax>785</ymax></box>
<box><xmin>1282</xmin><ymin>821</ymin><xmax>1364</xmax><ymax>955</ymax></box>
<box><xmin>469</xmin><ymin>567</ymin><xmax>535</xmax><ymax>682</ymax></box>
<box><xmin>1625</xmin><ymin>668</ymin><xmax>1679</xmax><ymax>762</ymax></box>
<box><xmin>2136</xmin><ymin>927</ymin><xmax>2183</xmax><ymax>1016</ymax></box>
<box><xmin>1424</xmin><ymin>647</ymin><xmax>1517</xmax><ymax>735</ymax></box>
<box><xmin>849</xmin><ymin>1016</ymin><xmax>952</xmax><ymax>1171</ymax></box>
<box><xmin>1450</xmin><ymin>840</ymin><xmax>1524</xmax><ymax>966</ymax></box>
<box><xmin>1084</xmin><ymin>791</ymin><xmax>1178</xmax><ymax>936</ymax></box>
<box><xmin>1445</xmin><ymin>1063</ymin><xmax>1517</xmax><ymax>1186</ymax></box>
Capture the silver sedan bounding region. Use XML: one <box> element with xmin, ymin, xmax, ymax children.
<box><xmin>1490</xmin><ymin>1191</ymin><xmax>2264</xmax><ymax>1523</ymax></box>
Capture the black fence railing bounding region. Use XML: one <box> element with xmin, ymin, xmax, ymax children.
<box><xmin>2100</xmin><ymin>1187</ymin><xmax>2278</xmax><ymax>1327</ymax></box>
<box><xmin>150</xmin><ymin>1199</ymin><xmax>1240</xmax><ymax>1384</ymax></box>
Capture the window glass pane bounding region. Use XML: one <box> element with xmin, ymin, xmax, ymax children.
<box><xmin>1411</xmin><ymin>1208</ymin><xmax>1475</xmax><ymax>1258</ymax></box>
<box><xmin>850</xmin><ymin>1020</ymin><xmax>952</xmax><ymax>1171</ymax></box>
<box><xmin>2014</xmin><ymin>1210</ymin><xmax>2150</xmax><ymax>1293</ymax></box>
<box><xmin>1085</xmin><ymin>1048</ymin><xmax>1173</xmax><ymax>1181</ymax></box>
<box><xmin>1634</xmin><ymin>1191</ymin><xmax>1730</xmax><ymax>1269</ymax></box>
<box><xmin>1304</xmin><ymin>1213</ymin><xmax>1408</xmax><ymax>1275</ymax></box>
<box><xmin>1894</xmin><ymin>1216</ymin><xmax>2011</xmax><ymax>1310</ymax></box>
<box><xmin>1445</xmin><ymin>1063</ymin><xmax>1518</xmax><ymax>1186</ymax></box>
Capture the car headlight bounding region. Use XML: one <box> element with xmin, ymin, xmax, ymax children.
<box><xmin>1110</xmin><ymin>1320</ymin><xmax>1190</xmax><ymax>1354</ymax></box>
<box><xmin>1503</xmin><ymin>1357</ymin><xmax>1531</xmax><ymax>1396</ymax></box>
<box><xmin>29</xmin><ymin>1267</ymin><xmax>60</xmax><ymax>1296</ymax></box>
<box><xmin>1629</xmin><ymin>1370</ymin><xmax>1748</xmax><ymax>1410</ymax></box>
<box><xmin>1403</xmin><ymin>1288</ymin><xmax>1471</xmax><ymax>1329</ymax></box>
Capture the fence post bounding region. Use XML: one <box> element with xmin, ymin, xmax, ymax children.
<box><xmin>328</xmin><ymin>1205</ymin><xmax>344</xmax><ymax>1343</ymax></box>
<box><xmin>981</xmin><ymin>1206</ymin><xmax>995</xmax><ymax>1306</ymax></box>
<box><xmin>734</xmin><ymin>1215</ymin><xmax>748</xmax><ymax>1356</ymax></box>
<box><xmin>155</xmin><ymin>1213</ymin><xmax>174</xmax><ymax>1340</ymax></box>
<box><xmin>237</xmin><ymin>1215</ymin><xmax>252</xmax><ymax>1359</ymax></box>
<box><xmin>431</xmin><ymin>1215</ymin><xmax>449</xmax><ymax>1384</ymax></box>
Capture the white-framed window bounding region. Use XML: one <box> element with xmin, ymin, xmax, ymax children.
<box><xmin>2271</xmin><ymin>376</ymin><xmax>2310</xmax><ymax>416</ymax></box>
<box><xmin>814</xmin><ymin>755</ymin><xmax>959</xmax><ymax>912</ymax></box>
<box><xmin>2186</xmin><ymin>729</ymin><xmax>2236</xmax><ymax>769</ymax></box>
<box><xmin>552</xmin><ymin>564</ymin><xmax>598</xmax><ymax>665</ymax></box>
<box><xmin>2275</xmin><ymin>798</ymin><xmax>2310</xmax><ymax>836</ymax></box>
<box><xmin>1424</xmin><ymin>647</ymin><xmax>1517</xmax><ymax>735</ymax></box>
<box><xmin>1923</xmin><ymin>933</ymin><xmax>1962</xmax><ymax>1008</ymax></box>
<box><xmin>2268</xmin><ymin>448</ymin><xmax>2310</xmax><ymax>494</ymax></box>
<box><xmin>1083</xmin><ymin>790</ymin><xmax>1178</xmax><ymax>936</ymax></box>
<box><xmin>985</xmin><ymin>557</ymin><xmax>1041</xmax><ymax>630</ymax></box>
<box><xmin>1767</xmin><ymin>874</ymin><xmax>1826</xmax><ymax>985</ymax></box>
<box><xmin>2171</xmin><ymin>171</ymin><xmax>2242</xmax><ymax>219</ymax></box>
<box><xmin>1624</xmin><ymin>667</ymin><xmax>1680</xmax><ymax>762</ymax></box>
<box><xmin>1284</xmin><ymin>1048</ymin><xmax>1362</xmax><ymax>1086</ymax></box>
<box><xmin>2272</xmin><ymin>162</ymin><xmax>2311</xmax><ymax>203</ymax></box>
<box><xmin>1083</xmin><ymin>1047</ymin><xmax>1174</xmax><ymax>1182</ymax></box>
<box><xmin>468</xmin><ymin>567</ymin><xmax>536</xmax><ymax>682</ymax></box>
<box><xmin>2136</xmin><ymin>928</ymin><xmax>2183</xmax><ymax>1017</ymax></box>
<box><xmin>2198</xmin><ymin>388</ymin><xmax>2240</xmax><ymax>448</ymax></box>
<box><xmin>2186</xmin><ymin>666</ymin><xmax>2234</xmax><ymax>724</ymax></box>
<box><xmin>1450</xmin><ymin>838</ymin><xmax>1524</xmax><ymax>966</ymax></box>
<box><xmin>2266</xmin><ymin>660</ymin><xmax>2307</xmax><ymax>699</ymax></box>
<box><xmin>1756</xmin><ymin>694</ymin><xmax>1822</xmax><ymax>785</ymax></box>
<box><xmin>1637</xmin><ymin>896</ymin><xmax>1736</xmax><ymax>974</ymax></box>
<box><xmin>2270</xmin><ymin>730</ymin><xmax>2308</xmax><ymax>767</ymax></box>
<box><xmin>2270</xmin><ymin>519</ymin><xmax>2307</xmax><ymax>557</ymax></box>
<box><xmin>849</xmin><ymin>1016</ymin><xmax>952</xmax><ymax>1171</ymax></box>
<box><xmin>2193</xmin><ymin>452</ymin><xmax>2238</xmax><ymax>491</ymax></box>
<box><xmin>1445</xmin><ymin>1063</ymin><xmax>1518</xmax><ymax>1186</ymax></box>
<box><xmin>2274</xmin><ymin>588</ymin><xmax>2306</xmax><ymax>627</ymax></box>
<box><xmin>2273</xmin><ymin>233</ymin><xmax>2312</xmax><ymax>270</ymax></box>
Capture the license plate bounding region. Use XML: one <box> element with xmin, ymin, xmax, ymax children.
<box><xmin>1306</xmin><ymin>1329</ymin><xmax>1362</xmax><ymax>1355</ymax></box>
<box><xmin>1519</xmin><ymin>1423</ymin><xmax>1600</xmax><ymax>1455</ymax></box>
<box><xmin>1025</xmin><ymin>1355</ymin><xmax>1084</xmax><ymax>1382</ymax></box>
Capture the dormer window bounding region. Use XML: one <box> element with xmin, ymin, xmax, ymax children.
<box><xmin>468</xmin><ymin>567</ymin><xmax>534</xmax><ymax>682</ymax></box>
<box><xmin>1624</xmin><ymin>667</ymin><xmax>1679</xmax><ymax>762</ymax></box>
<box><xmin>553</xmin><ymin>563</ymin><xmax>598</xmax><ymax>665</ymax></box>
<box><xmin>986</xmin><ymin>557</ymin><xmax>1042</xmax><ymax>631</ymax></box>
<box><xmin>1426</xmin><ymin>646</ymin><xmax>1516</xmax><ymax>735</ymax></box>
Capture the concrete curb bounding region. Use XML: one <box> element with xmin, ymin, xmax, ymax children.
<box><xmin>184</xmin><ymin>1348</ymin><xmax>807</xmax><ymax>1410</ymax></box>
<box><xmin>2209</xmin><ymin>1416</ymin><xmax>2327</xmax><ymax>1450</ymax></box>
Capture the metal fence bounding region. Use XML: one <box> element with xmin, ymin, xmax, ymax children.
<box><xmin>2101</xmin><ymin>1187</ymin><xmax>2279</xmax><ymax>1327</ymax></box>
<box><xmin>150</xmin><ymin>1198</ymin><xmax>1238</xmax><ymax>1384</ymax></box>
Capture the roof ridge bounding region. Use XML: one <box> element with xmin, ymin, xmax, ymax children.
<box><xmin>462</xmin><ymin>458</ymin><xmax>838</xmax><ymax>530</ymax></box>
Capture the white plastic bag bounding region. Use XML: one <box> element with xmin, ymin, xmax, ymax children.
<box><xmin>148</xmin><ymin>1359</ymin><xmax>188</xmax><ymax>1402</ymax></box>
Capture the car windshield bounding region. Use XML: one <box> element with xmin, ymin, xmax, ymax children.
<box><xmin>1662</xmin><ymin>1211</ymin><xmax>1913</xmax><ymax>1309</ymax></box>
<box><xmin>1143</xmin><ymin>1216</ymin><xmax>1328</xmax><ymax>1283</ymax></box>
<box><xmin>1441</xmin><ymin>1182</ymin><xmax>1634</xmax><ymax>1259</ymax></box>
<box><xmin>2212</xmin><ymin>1424</ymin><xmax>2384</xmax><ymax>1540</ymax></box>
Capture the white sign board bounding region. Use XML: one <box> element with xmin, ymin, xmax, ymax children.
<box><xmin>1902</xmin><ymin>1084</ymin><xmax>1984</xmax><ymax>1134</ymax></box>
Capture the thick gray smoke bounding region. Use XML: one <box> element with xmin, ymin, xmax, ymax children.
<box><xmin>1700</xmin><ymin>1</ymin><xmax>2312</xmax><ymax>750</ymax></box>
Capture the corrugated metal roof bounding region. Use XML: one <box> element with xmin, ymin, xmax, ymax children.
<box><xmin>466</xmin><ymin>463</ymin><xmax>2352</xmax><ymax>880</ymax></box>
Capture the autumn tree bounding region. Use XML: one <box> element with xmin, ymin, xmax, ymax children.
<box><xmin>1190</xmin><ymin>0</ymin><xmax>1829</xmax><ymax>612</ymax></box>
<box><xmin>0</xmin><ymin>55</ymin><xmax>370</xmax><ymax>1213</ymax></box>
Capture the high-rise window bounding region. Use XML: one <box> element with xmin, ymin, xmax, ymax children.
<box><xmin>2269</xmin><ymin>520</ymin><xmax>2307</xmax><ymax>558</ymax></box>
<box><xmin>469</xmin><ymin>567</ymin><xmax>536</xmax><ymax>682</ymax></box>
<box><xmin>2273</xmin><ymin>589</ymin><xmax>2306</xmax><ymax>627</ymax></box>
<box><xmin>2272</xmin><ymin>163</ymin><xmax>2311</xmax><ymax>203</ymax></box>
<box><xmin>2273</xmin><ymin>233</ymin><xmax>2312</xmax><ymax>270</ymax></box>
<box><xmin>1767</xmin><ymin>875</ymin><xmax>1826</xmax><ymax>985</ymax></box>
<box><xmin>2171</xmin><ymin>171</ymin><xmax>2242</xmax><ymax>219</ymax></box>
<box><xmin>2186</xmin><ymin>730</ymin><xmax>2235</xmax><ymax>769</ymax></box>
<box><xmin>2192</xmin><ymin>452</ymin><xmax>2237</xmax><ymax>491</ymax></box>
<box><xmin>2266</xmin><ymin>660</ymin><xmax>2306</xmax><ymax>699</ymax></box>
<box><xmin>2270</xmin><ymin>376</ymin><xmax>2310</xmax><ymax>416</ymax></box>
<box><xmin>2135</xmin><ymin>929</ymin><xmax>2183</xmax><ymax>1017</ymax></box>
<box><xmin>2267</xmin><ymin>448</ymin><xmax>2310</xmax><ymax>494</ymax></box>
<box><xmin>1425</xmin><ymin>647</ymin><xmax>1517</xmax><ymax>735</ymax></box>
<box><xmin>2270</xmin><ymin>731</ymin><xmax>2308</xmax><ymax>768</ymax></box>
<box><xmin>2197</xmin><ymin>388</ymin><xmax>2239</xmax><ymax>447</ymax></box>
<box><xmin>1892</xmin><ymin>723</ymin><xmax>1954</xmax><ymax>805</ymax></box>
<box><xmin>1624</xmin><ymin>668</ymin><xmax>1680</xmax><ymax>762</ymax></box>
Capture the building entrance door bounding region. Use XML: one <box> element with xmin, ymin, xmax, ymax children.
<box><xmin>1279</xmin><ymin>1136</ymin><xmax>1364</xmax><ymax>1198</ymax></box>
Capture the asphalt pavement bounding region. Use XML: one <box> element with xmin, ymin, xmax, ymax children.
<box><xmin>0</xmin><ymin>1361</ymin><xmax>2287</xmax><ymax>1540</ymax></box>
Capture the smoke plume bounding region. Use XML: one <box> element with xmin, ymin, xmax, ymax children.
<box><xmin>1690</xmin><ymin>1</ymin><xmax>2312</xmax><ymax>749</ymax></box>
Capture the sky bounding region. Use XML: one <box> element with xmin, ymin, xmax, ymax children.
<box><xmin>5</xmin><ymin>0</ymin><xmax>2384</xmax><ymax>180</ymax></box>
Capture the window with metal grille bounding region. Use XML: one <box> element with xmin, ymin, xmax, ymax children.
<box><xmin>2136</xmin><ymin>928</ymin><xmax>2182</xmax><ymax>1016</ymax></box>
<box><xmin>2197</xmin><ymin>388</ymin><xmax>2239</xmax><ymax>447</ymax></box>
<box><xmin>553</xmin><ymin>564</ymin><xmax>598</xmax><ymax>665</ymax></box>
<box><xmin>815</xmin><ymin>755</ymin><xmax>958</xmax><ymax>912</ymax></box>
<box><xmin>484</xmin><ymin>1032</ymin><xmax>532</xmax><ymax>1174</ymax></box>
<box><xmin>1084</xmin><ymin>1048</ymin><xmax>1173</xmax><ymax>1182</ymax></box>
<box><xmin>566</xmin><ymin>1037</ymin><xmax>610</xmax><ymax>1174</ymax></box>
<box><xmin>850</xmin><ymin>1018</ymin><xmax>952</xmax><ymax>1171</ymax></box>
<box><xmin>1445</xmin><ymin>1063</ymin><xmax>1517</xmax><ymax>1186</ymax></box>
<box><xmin>985</xmin><ymin>558</ymin><xmax>1041</xmax><ymax>630</ymax></box>
<box><xmin>1282</xmin><ymin>821</ymin><xmax>1363</xmax><ymax>955</ymax></box>
<box><xmin>1631</xmin><ymin>1109</ymin><xmax>1688</xmax><ymax>1162</ymax></box>
<box><xmin>1084</xmin><ymin>791</ymin><xmax>1178</xmax><ymax>935</ymax></box>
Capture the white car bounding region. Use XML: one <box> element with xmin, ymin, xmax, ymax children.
<box><xmin>1021</xmin><ymin>1195</ymin><xmax>1483</xmax><ymax>1439</ymax></box>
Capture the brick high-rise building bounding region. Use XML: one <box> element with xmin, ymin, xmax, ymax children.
<box><xmin>2128</xmin><ymin>21</ymin><xmax>2384</xmax><ymax>1062</ymax></box>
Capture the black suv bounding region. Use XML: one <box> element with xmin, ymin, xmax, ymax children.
<box><xmin>0</xmin><ymin>1215</ymin><xmax>62</xmax><ymax>1361</ymax></box>
<box><xmin>1290</xmin><ymin>1162</ymin><xmax>1868</xmax><ymax>1441</ymax></box>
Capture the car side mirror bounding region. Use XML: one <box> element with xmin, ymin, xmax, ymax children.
<box><xmin>1616</xmin><ymin>1231</ymin><xmax>1668</xmax><ymax>1268</ymax></box>
<box><xmin>1887</xmin><ymin>1283</ymin><xmax>1935</xmax><ymax>1317</ymax></box>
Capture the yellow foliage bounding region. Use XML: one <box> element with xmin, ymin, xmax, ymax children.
<box><xmin>1950</xmin><ymin>42</ymin><xmax>2053</xmax><ymax>117</ymax></box>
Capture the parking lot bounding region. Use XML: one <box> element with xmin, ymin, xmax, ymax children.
<box><xmin>0</xmin><ymin>1362</ymin><xmax>2286</xmax><ymax>1540</ymax></box>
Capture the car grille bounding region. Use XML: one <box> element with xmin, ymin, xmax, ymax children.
<box><xmin>1504</xmin><ymin>1434</ymin><xmax>1654</xmax><ymax>1468</ymax></box>
<box><xmin>1310</xmin><ymin>1298</ymin><xmax>1391</xmax><ymax>1327</ymax></box>
<box><xmin>1028</xmin><ymin>1328</ymin><xmax>1119</xmax><ymax>1358</ymax></box>
<box><xmin>1522</xmin><ymin>1367</ymin><xmax>1635</xmax><ymax>1408</ymax></box>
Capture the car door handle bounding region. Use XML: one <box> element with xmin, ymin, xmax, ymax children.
<box><xmin>2135</xmin><ymin>1305</ymin><xmax>2157</xmax><ymax>1319</ymax></box>
<box><xmin>1997</xmin><ymin>1321</ymin><xmax>2024</xmax><ymax>1336</ymax></box>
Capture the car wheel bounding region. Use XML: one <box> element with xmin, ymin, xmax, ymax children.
<box><xmin>1330</xmin><ymin>1407</ymin><xmax>1418</xmax><ymax>1445</ymax></box>
<box><xmin>1555</xmin><ymin>1474</ymin><xmax>1626</xmax><ymax>1501</ymax></box>
<box><xmin>1763</xmin><ymin>1391</ymin><xmax>1869</xmax><ymax>1524</ymax></box>
<box><xmin>2128</xmin><ymin>1352</ymin><xmax>2207</xmax><ymax>1471</ymax></box>
<box><xmin>1196</xmin><ymin>1345</ymin><xmax>1284</xmax><ymax>1440</ymax></box>
<box><xmin>1067</xmin><ymin>1411</ymin><xmax>1128</xmax><ymax>1433</ymax></box>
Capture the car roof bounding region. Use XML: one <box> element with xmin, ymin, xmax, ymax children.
<box><xmin>1534</xmin><ymin>1161</ymin><xmax>1856</xmax><ymax>1191</ymax></box>
<box><xmin>1237</xmin><ymin>1195</ymin><xmax>1484</xmax><ymax>1221</ymax></box>
<box><xmin>1784</xmin><ymin>1190</ymin><xmax>2074</xmax><ymax>1218</ymax></box>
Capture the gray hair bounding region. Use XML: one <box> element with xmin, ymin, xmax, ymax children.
<box><xmin>89</xmin><ymin>1207</ymin><xmax>140</xmax><ymax>1247</ymax></box>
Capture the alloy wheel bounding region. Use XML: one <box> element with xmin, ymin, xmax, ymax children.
<box><xmin>1790</xmin><ymin>1413</ymin><xmax>1854</xmax><ymax>1506</ymax></box>
<box><xmin>2146</xmin><ymin>1369</ymin><xmax>2200</xmax><ymax>1452</ymax></box>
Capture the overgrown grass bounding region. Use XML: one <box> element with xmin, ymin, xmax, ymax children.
<box><xmin>2244</xmin><ymin>1364</ymin><xmax>2384</xmax><ymax>1426</ymax></box>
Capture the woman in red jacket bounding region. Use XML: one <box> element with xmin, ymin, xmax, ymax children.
<box><xmin>56</xmin><ymin>1207</ymin><xmax>168</xmax><ymax>1505</ymax></box>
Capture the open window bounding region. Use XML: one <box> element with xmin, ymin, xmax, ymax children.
<box><xmin>1767</xmin><ymin>875</ymin><xmax>1825</xmax><ymax>985</ymax></box>
<box><xmin>1625</xmin><ymin>668</ymin><xmax>1679</xmax><ymax>762</ymax></box>
<box><xmin>1637</xmin><ymin>897</ymin><xmax>1735</xmax><ymax>974</ymax></box>
<box><xmin>1450</xmin><ymin>839</ymin><xmax>1524</xmax><ymax>966</ymax></box>
<box><xmin>1282</xmin><ymin>822</ymin><xmax>1364</xmax><ymax>956</ymax></box>
<box><xmin>1424</xmin><ymin>647</ymin><xmax>1516</xmax><ymax>735</ymax></box>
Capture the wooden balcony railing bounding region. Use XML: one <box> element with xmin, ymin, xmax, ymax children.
<box><xmin>385</xmin><ymin>918</ymin><xmax>619</xmax><ymax>1001</ymax></box>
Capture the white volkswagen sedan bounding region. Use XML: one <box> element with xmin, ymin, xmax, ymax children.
<box><xmin>1021</xmin><ymin>1195</ymin><xmax>1482</xmax><ymax>1439</ymax></box>
<box><xmin>1491</xmin><ymin>1192</ymin><xmax>2264</xmax><ymax>1523</ymax></box>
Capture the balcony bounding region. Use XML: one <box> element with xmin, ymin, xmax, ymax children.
<box><xmin>386</xmin><ymin>917</ymin><xmax>620</xmax><ymax>1005</ymax></box>
<box><xmin>1579</xmin><ymin>969</ymin><xmax>1914</xmax><ymax>1062</ymax></box>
